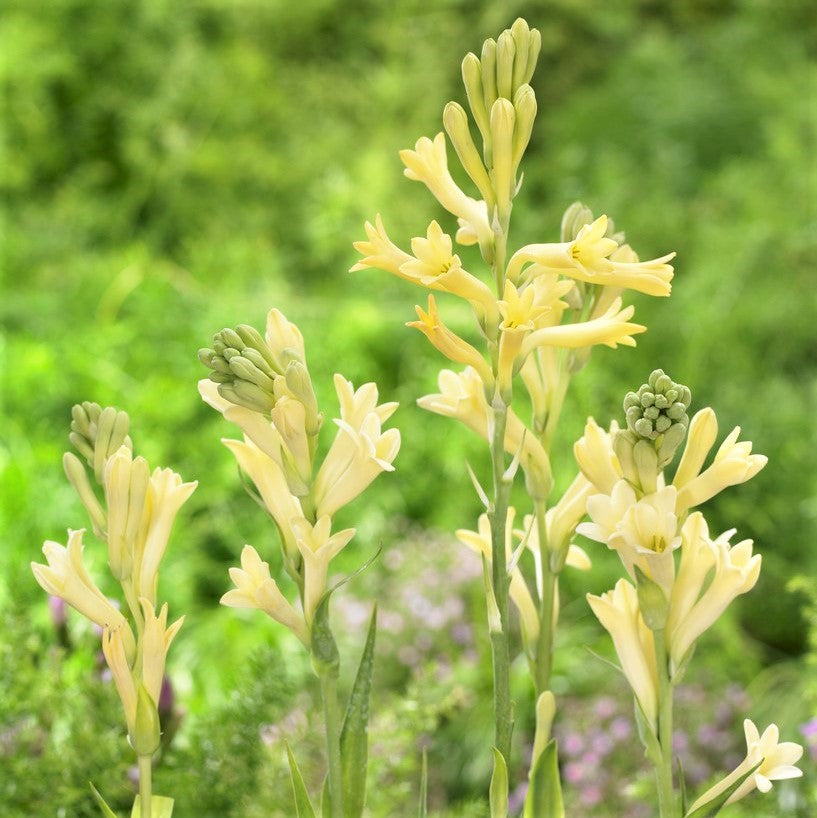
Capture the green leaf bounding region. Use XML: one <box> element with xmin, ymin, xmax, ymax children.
<box><xmin>286</xmin><ymin>742</ymin><xmax>317</xmax><ymax>818</ymax></box>
<box><xmin>524</xmin><ymin>739</ymin><xmax>564</xmax><ymax>818</ymax></box>
<box><xmin>89</xmin><ymin>783</ymin><xmax>120</xmax><ymax>818</ymax></box>
<box><xmin>131</xmin><ymin>795</ymin><xmax>174</xmax><ymax>817</ymax></box>
<box><xmin>677</xmin><ymin>755</ymin><xmax>688</xmax><ymax>814</ymax></box>
<box><xmin>418</xmin><ymin>748</ymin><xmax>428</xmax><ymax>818</ymax></box>
<box><xmin>489</xmin><ymin>747</ymin><xmax>508</xmax><ymax>818</ymax></box>
<box><xmin>340</xmin><ymin>604</ymin><xmax>377</xmax><ymax>818</ymax></box>
<box><xmin>321</xmin><ymin>777</ymin><xmax>331</xmax><ymax>818</ymax></box>
<box><xmin>683</xmin><ymin>761</ymin><xmax>762</xmax><ymax>818</ymax></box>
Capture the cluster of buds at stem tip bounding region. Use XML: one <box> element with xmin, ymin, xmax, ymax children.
<box><xmin>69</xmin><ymin>401</ymin><xmax>132</xmax><ymax>483</ymax></box>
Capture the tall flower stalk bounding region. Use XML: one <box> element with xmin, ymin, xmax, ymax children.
<box><xmin>32</xmin><ymin>404</ymin><xmax>196</xmax><ymax>818</ymax></box>
<box><xmin>353</xmin><ymin>17</ymin><xmax>674</xmax><ymax>812</ymax></box>
<box><xmin>580</xmin><ymin>371</ymin><xmax>803</xmax><ymax>815</ymax></box>
<box><xmin>198</xmin><ymin>308</ymin><xmax>399</xmax><ymax>818</ymax></box>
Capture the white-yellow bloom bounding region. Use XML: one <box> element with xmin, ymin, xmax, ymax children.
<box><xmin>456</xmin><ymin>510</ymin><xmax>540</xmax><ymax>651</ymax></box>
<box><xmin>312</xmin><ymin>380</ymin><xmax>400</xmax><ymax>518</ymax></box>
<box><xmin>574</xmin><ymin>417</ymin><xmax>623</xmax><ymax>495</ymax></box>
<box><xmin>672</xmin><ymin>407</ymin><xmax>718</xmax><ymax>489</ymax></box>
<box><xmin>138</xmin><ymin>598</ymin><xmax>184</xmax><ymax>707</ymax></box>
<box><xmin>675</xmin><ymin>424</ymin><xmax>767</xmax><ymax>513</ymax></box>
<box><xmin>136</xmin><ymin>466</ymin><xmax>197</xmax><ymax>603</ymax></box>
<box><xmin>265</xmin><ymin>307</ymin><xmax>306</xmax><ymax>369</ymax></box>
<box><xmin>407</xmin><ymin>295</ymin><xmax>494</xmax><ymax>385</ymax></box>
<box><xmin>350</xmin><ymin>214</ymin><xmax>414</xmax><ymax>277</ymax></box>
<box><xmin>270</xmin><ymin>396</ymin><xmax>311</xmax><ymax>484</ymax></box>
<box><xmin>399</xmin><ymin>133</ymin><xmax>493</xmax><ymax>249</ymax></box>
<box><xmin>667</xmin><ymin>515</ymin><xmax>761</xmax><ymax>670</ymax></box>
<box><xmin>520</xmin><ymin>297</ymin><xmax>646</xmax><ymax>356</ymax></box>
<box><xmin>334</xmin><ymin>374</ymin><xmax>398</xmax><ymax>428</ymax></box>
<box><xmin>688</xmin><ymin>720</ymin><xmax>803</xmax><ymax>812</ymax></box>
<box><xmin>587</xmin><ymin>579</ymin><xmax>658</xmax><ymax>730</ymax></box>
<box><xmin>221</xmin><ymin>436</ymin><xmax>303</xmax><ymax>561</ymax></box>
<box><xmin>221</xmin><ymin>545</ymin><xmax>309</xmax><ymax>644</ymax></box>
<box><xmin>579</xmin><ymin>480</ymin><xmax>681</xmax><ymax>594</ymax></box>
<box><xmin>103</xmin><ymin>445</ymin><xmax>150</xmax><ymax>580</ymax></box>
<box><xmin>32</xmin><ymin>529</ymin><xmax>134</xmax><ymax>656</ymax></box>
<box><xmin>290</xmin><ymin>516</ymin><xmax>355</xmax><ymax>624</ymax></box>
<box><xmin>101</xmin><ymin>624</ymin><xmax>138</xmax><ymax>736</ymax></box>
<box><xmin>507</xmin><ymin>215</ymin><xmax>675</xmax><ymax>297</ymax></box>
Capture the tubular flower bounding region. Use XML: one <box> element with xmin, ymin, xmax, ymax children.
<box><xmin>350</xmin><ymin>214</ymin><xmax>416</xmax><ymax>278</ymax></box>
<box><xmin>456</xmin><ymin>510</ymin><xmax>540</xmax><ymax>651</ymax></box>
<box><xmin>579</xmin><ymin>481</ymin><xmax>681</xmax><ymax>595</ymax></box>
<box><xmin>138</xmin><ymin>598</ymin><xmax>184</xmax><ymax>707</ymax></box>
<box><xmin>290</xmin><ymin>516</ymin><xmax>356</xmax><ymax>624</ymax></box>
<box><xmin>334</xmin><ymin>373</ymin><xmax>398</xmax><ymax>428</ymax></box>
<box><xmin>221</xmin><ymin>545</ymin><xmax>309</xmax><ymax>644</ymax></box>
<box><xmin>222</xmin><ymin>436</ymin><xmax>303</xmax><ymax>562</ymax></box>
<box><xmin>418</xmin><ymin>367</ymin><xmax>552</xmax><ymax>497</ymax></box>
<box><xmin>675</xmin><ymin>424</ymin><xmax>767</xmax><ymax>514</ymax></box>
<box><xmin>667</xmin><ymin>520</ymin><xmax>761</xmax><ymax>671</ymax></box>
<box><xmin>136</xmin><ymin>466</ymin><xmax>198</xmax><ymax>604</ymax></box>
<box><xmin>574</xmin><ymin>417</ymin><xmax>623</xmax><ymax>495</ymax></box>
<box><xmin>32</xmin><ymin>529</ymin><xmax>134</xmax><ymax>656</ymax></box>
<box><xmin>103</xmin><ymin>445</ymin><xmax>150</xmax><ymax>580</ymax></box>
<box><xmin>672</xmin><ymin>407</ymin><xmax>718</xmax><ymax>489</ymax></box>
<box><xmin>587</xmin><ymin>579</ymin><xmax>658</xmax><ymax>730</ymax></box>
<box><xmin>399</xmin><ymin>133</ymin><xmax>493</xmax><ymax>249</ymax></box>
<box><xmin>312</xmin><ymin>378</ymin><xmax>400</xmax><ymax>518</ymax></box>
<box><xmin>101</xmin><ymin>624</ymin><xmax>138</xmax><ymax>736</ymax></box>
<box><xmin>520</xmin><ymin>297</ymin><xmax>646</xmax><ymax>356</ymax></box>
<box><xmin>407</xmin><ymin>295</ymin><xmax>494</xmax><ymax>385</ymax></box>
<box><xmin>688</xmin><ymin>720</ymin><xmax>803</xmax><ymax>812</ymax></box>
<box><xmin>507</xmin><ymin>215</ymin><xmax>675</xmax><ymax>297</ymax></box>
<box><xmin>265</xmin><ymin>308</ymin><xmax>307</xmax><ymax>370</ymax></box>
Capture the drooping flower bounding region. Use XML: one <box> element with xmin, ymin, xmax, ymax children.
<box><xmin>221</xmin><ymin>545</ymin><xmax>309</xmax><ymax>644</ymax></box>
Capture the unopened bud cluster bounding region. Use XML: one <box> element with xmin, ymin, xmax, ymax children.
<box><xmin>69</xmin><ymin>401</ymin><xmax>132</xmax><ymax>481</ymax></box>
<box><xmin>624</xmin><ymin>369</ymin><xmax>691</xmax><ymax>441</ymax></box>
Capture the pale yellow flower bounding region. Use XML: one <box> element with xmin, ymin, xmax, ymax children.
<box><xmin>222</xmin><ymin>436</ymin><xmax>303</xmax><ymax>561</ymax></box>
<box><xmin>519</xmin><ymin>297</ymin><xmax>645</xmax><ymax>356</ymax></box>
<box><xmin>221</xmin><ymin>545</ymin><xmax>309</xmax><ymax>644</ymax></box>
<box><xmin>136</xmin><ymin>466</ymin><xmax>197</xmax><ymax>603</ymax></box>
<box><xmin>312</xmin><ymin>398</ymin><xmax>400</xmax><ymax>519</ymax></box>
<box><xmin>399</xmin><ymin>133</ymin><xmax>493</xmax><ymax>248</ymax></box>
<box><xmin>456</xmin><ymin>510</ymin><xmax>540</xmax><ymax>651</ymax></box>
<box><xmin>265</xmin><ymin>308</ymin><xmax>306</xmax><ymax>370</ymax></box>
<box><xmin>407</xmin><ymin>295</ymin><xmax>494</xmax><ymax>385</ymax></box>
<box><xmin>270</xmin><ymin>396</ymin><xmax>311</xmax><ymax>485</ymax></box>
<box><xmin>675</xmin><ymin>423</ymin><xmax>767</xmax><ymax>513</ymax></box>
<box><xmin>290</xmin><ymin>516</ymin><xmax>355</xmax><ymax>624</ymax></box>
<box><xmin>507</xmin><ymin>215</ymin><xmax>675</xmax><ymax>297</ymax></box>
<box><xmin>574</xmin><ymin>417</ymin><xmax>623</xmax><ymax>495</ymax></box>
<box><xmin>417</xmin><ymin>367</ymin><xmax>552</xmax><ymax>497</ymax></box>
<box><xmin>672</xmin><ymin>407</ymin><xmax>718</xmax><ymax>489</ymax></box>
<box><xmin>350</xmin><ymin>214</ymin><xmax>414</xmax><ymax>277</ymax></box>
<box><xmin>587</xmin><ymin>579</ymin><xmax>658</xmax><ymax>730</ymax></box>
<box><xmin>334</xmin><ymin>373</ymin><xmax>398</xmax><ymax>428</ymax></box>
<box><xmin>688</xmin><ymin>720</ymin><xmax>803</xmax><ymax>811</ymax></box>
<box><xmin>102</xmin><ymin>445</ymin><xmax>150</xmax><ymax>580</ymax></box>
<box><xmin>138</xmin><ymin>598</ymin><xmax>184</xmax><ymax>707</ymax></box>
<box><xmin>667</xmin><ymin>515</ymin><xmax>761</xmax><ymax>670</ymax></box>
<box><xmin>579</xmin><ymin>480</ymin><xmax>681</xmax><ymax>594</ymax></box>
<box><xmin>102</xmin><ymin>624</ymin><xmax>138</xmax><ymax>736</ymax></box>
<box><xmin>32</xmin><ymin>529</ymin><xmax>134</xmax><ymax>656</ymax></box>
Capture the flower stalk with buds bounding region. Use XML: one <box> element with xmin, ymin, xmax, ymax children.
<box><xmin>352</xmin><ymin>17</ymin><xmax>677</xmax><ymax>815</ymax></box>
<box><xmin>200</xmin><ymin>308</ymin><xmax>399</xmax><ymax>818</ymax></box>
<box><xmin>32</xmin><ymin>404</ymin><xmax>195</xmax><ymax>818</ymax></box>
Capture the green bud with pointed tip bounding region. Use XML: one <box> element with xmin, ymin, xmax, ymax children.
<box><xmin>623</xmin><ymin>370</ymin><xmax>691</xmax><ymax>468</ymax></box>
<box><xmin>63</xmin><ymin>451</ymin><xmax>107</xmax><ymax>537</ymax></box>
<box><xmin>131</xmin><ymin>681</ymin><xmax>161</xmax><ymax>756</ymax></box>
<box><xmin>462</xmin><ymin>52</ymin><xmax>491</xmax><ymax>150</ymax></box>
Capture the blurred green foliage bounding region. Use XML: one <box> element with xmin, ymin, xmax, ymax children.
<box><xmin>2</xmin><ymin>0</ymin><xmax>815</xmax><ymax>815</ymax></box>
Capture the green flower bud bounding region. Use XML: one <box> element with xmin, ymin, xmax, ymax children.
<box><xmin>634</xmin><ymin>566</ymin><xmax>669</xmax><ymax>631</ymax></box>
<box><xmin>443</xmin><ymin>101</ymin><xmax>494</xmax><ymax>205</ymax></box>
<box><xmin>623</xmin><ymin>370</ymin><xmax>692</xmax><ymax>471</ymax></box>
<box><xmin>560</xmin><ymin>201</ymin><xmax>595</xmax><ymax>243</ymax></box>
<box><xmin>461</xmin><ymin>52</ymin><xmax>491</xmax><ymax>149</ymax></box>
<box><xmin>69</xmin><ymin>402</ymin><xmax>132</xmax><ymax>484</ymax></box>
<box><xmin>496</xmin><ymin>30</ymin><xmax>516</xmax><ymax>100</ymax></box>
<box><xmin>511</xmin><ymin>84</ymin><xmax>536</xmax><ymax>176</ymax></box>
<box><xmin>480</xmin><ymin>38</ymin><xmax>498</xmax><ymax>112</ymax></box>
<box><xmin>131</xmin><ymin>681</ymin><xmax>161</xmax><ymax>756</ymax></box>
<box><xmin>201</xmin><ymin>324</ymin><xmax>285</xmax><ymax>414</ymax></box>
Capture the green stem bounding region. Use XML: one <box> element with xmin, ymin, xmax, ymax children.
<box><xmin>488</xmin><ymin>398</ymin><xmax>513</xmax><ymax>769</ymax></box>
<box><xmin>533</xmin><ymin>498</ymin><xmax>557</xmax><ymax>695</ymax></box>
<box><xmin>319</xmin><ymin>669</ymin><xmax>345</xmax><ymax>818</ymax></box>
<box><xmin>653</xmin><ymin>629</ymin><xmax>677</xmax><ymax>818</ymax></box>
<box><xmin>138</xmin><ymin>755</ymin><xmax>152</xmax><ymax>818</ymax></box>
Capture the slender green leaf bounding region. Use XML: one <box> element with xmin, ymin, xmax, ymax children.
<box><xmin>89</xmin><ymin>783</ymin><xmax>119</xmax><ymax>818</ymax></box>
<box><xmin>677</xmin><ymin>755</ymin><xmax>688</xmax><ymax>814</ymax></box>
<box><xmin>321</xmin><ymin>777</ymin><xmax>331</xmax><ymax>818</ymax></box>
<box><xmin>489</xmin><ymin>747</ymin><xmax>508</xmax><ymax>818</ymax></box>
<box><xmin>524</xmin><ymin>739</ymin><xmax>564</xmax><ymax>818</ymax></box>
<box><xmin>418</xmin><ymin>748</ymin><xmax>428</xmax><ymax>818</ymax></box>
<box><xmin>130</xmin><ymin>795</ymin><xmax>174</xmax><ymax>817</ymax></box>
<box><xmin>340</xmin><ymin>604</ymin><xmax>377</xmax><ymax>818</ymax></box>
<box><xmin>286</xmin><ymin>742</ymin><xmax>317</xmax><ymax>818</ymax></box>
<box><xmin>684</xmin><ymin>761</ymin><xmax>762</xmax><ymax>818</ymax></box>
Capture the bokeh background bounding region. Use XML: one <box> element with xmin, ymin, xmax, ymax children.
<box><xmin>2</xmin><ymin>1</ymin><xmax>815</xmax><ymax>816</ymax></box>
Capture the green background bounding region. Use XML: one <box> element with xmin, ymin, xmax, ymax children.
<box><xmin>2</xmin><ymin>0</ymin><xmax>815</xmax><ymax>815</ymax></box>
